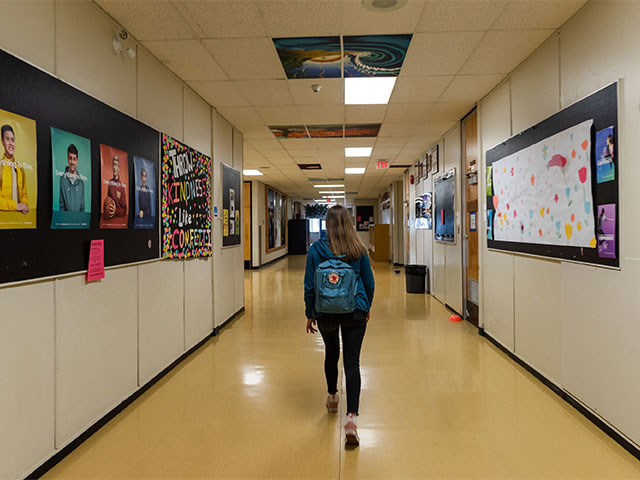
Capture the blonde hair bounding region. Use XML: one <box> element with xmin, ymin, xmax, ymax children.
<box><xmin>326</xmin><ymin>205</ymin><xmax>368</xmax><ymax>262</ymax></box>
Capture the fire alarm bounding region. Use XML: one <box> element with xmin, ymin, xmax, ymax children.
<box><xmin>410</xmin><ymin>175</ymin><xmax>414</xmax><ymax>185</ymax></box>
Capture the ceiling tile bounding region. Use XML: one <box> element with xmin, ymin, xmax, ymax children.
<box><xmin>263</xmin><ymin>150</ymin><xmax>293</xmax><ymax>161</ymax></box>
<box><xmin>461</xmin><ymin>30</ymin><xmax>554</xmax><ymax>75</ymax></box>
<box><xmin>384</xmin><ymin>103</ymin><xmax>434</xmax><ymax>123</ymax></box>
<box><xmin>143</xmin><ymin>40</ymin><xmax>227</xmax><ymax>81</ymax></box>
<box><xmin>188</xmin><ymin>80</ymin><xmax>250</xmax><ymax>107</ymax></box>
<box><xmin>375</xmin><ymin>136</ymin><xmax>410</xmax><ymax>147</ymax></box>
<box><xmin>390</xmin><ymin>76</ymin><xmax>453</xmax><ymax>103</ymax></box>
<box><xmin>236</xmin><ymin>125</ymin><xmax>274</xmax><ymax>139</ymax></box>
<box><xmin>96</xmin><ymin>0</ymin><xmax>194</xmax><ymax>41</ymax></box>
<box><xmin>378</xmin><ymin>122</ymin><xmax>419</xmax><ymax>137</ymax></box>
<box><xmin>299</xmin><ymin>105</ymin><xmax>344</xmax><ymax>124</ymax></box>
<box><xmin>416</xmin><ymin>121</ymin><xmax>457</xmax><ymax>137</ymax></box>
<box><xmin>401</xmin><ymin>32</ymin><xmax>484</xmax><ymax>76</ymax></box>
<box><xmin>217</xmin><ymin>106</ymin><xmax>264</xmax><ymax>126</ymax></box>
<box><xmin>279</xmin><ymin>138</ymin><xmax>315</xmax><ymax>150</ymax></box>
<box><xmin>492</xmin><ymin>1</ymin><xmax>586</xmax><ymax>30</ymax></box>
<box><xmin>202</xmin><ymin>38</ymin><xmax>285</xmax><ymax>80</ymax></box>
<box><xmin>427</xmin><ymin>102</ymin><xmax>475</xmax><ymax>122</ymax></box>
<box><xmin>312</xmin><ymin>138</ymin><xmax>345</xmax><ymax>149</ymax></box>
<box><xmin>340</xmin><ymin>0</ymin><xmax>425</xmax><ymax>35</ymax></box>
<box><xmin>247</xmin><ymin>138</ymin><xmax>283</xmax><ymax>151</ymax></box>
<box><xmin>439</xmin><ymin>74</ymin><xmax>505</xmax><ymax>102</ymax></box>
<box><xmin>372</xmin><ymin>146</ymin><xmax>403</xmax><ymax>157</ymax></box>
<box><xmin>236</xmin><ymin>80</ymin><xmax>296</xmax><ymax>106</ymax></box>
<box><xmin>258</xmin><ymin>1</ymin><xmax>343</xmax><ymax>37</ymax></box>
<box><xmin>400</xmin><ymin>145</ymin><xmax>428</xmax><ymax>156</ymax></box>
<box><xmin>181</xmin><ymin>1</ymin><xmax>267</xmax><ymax>38</ymax></box>
<box><xmin>344</xmin><ymin>138</ymin><xmax>376</xmax><ymax>148</ymax></box>
<box><xmin>404</xmin><ymin>136</ymin><xmax>441</xmax><ymax>148</ymax></box>
<box><xmin>345</xmin><ymin>105</ymin><xmax>388</xmax><ymax>124</ymax></box>
<box><xmin>416</xmin><ymin>1</ymin><xmax>508</xmax><ymax>32</ymax></box>
<box><xmin>256</xmin><ymin>105</ymin><xmax>303</xmax><ymax>124</ymax></box>
<box><xmin>289</xmin><ymin>78</ymin><xmax>342</xmax><ymax>105</ymax></box>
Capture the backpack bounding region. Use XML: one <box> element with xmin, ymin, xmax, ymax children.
<box><xmin>314</xmin><ymin>257</ymin><xmax>357</xmax><ymax>314</ymax></box>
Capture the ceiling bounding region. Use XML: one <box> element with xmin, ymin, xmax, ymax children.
<box><xmin>95</xmin><ymin>0</ymin><xmax>586</xmax><ymax>201</ymax></box>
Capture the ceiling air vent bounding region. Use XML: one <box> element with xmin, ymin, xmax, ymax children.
<box><xmin>298</xmin><ymin>163</ymin><xmax>322</xmax><ymax>170</ymax></box>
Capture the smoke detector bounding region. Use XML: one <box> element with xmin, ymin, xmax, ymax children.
<box><xmin>362</xmin><ymin>0</ymin><xmax>408</xmax><ymax>11</ymax></box>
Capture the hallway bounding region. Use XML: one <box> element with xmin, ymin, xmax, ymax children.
<box><xmin>44</xmin><ymin>256</ymin><xmax>640</xmax><ymax>479</ymax></box>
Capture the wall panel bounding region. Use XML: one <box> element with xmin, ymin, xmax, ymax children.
<box><xmin>184</xmin><ymin>258</ymin><xmax>214</xmax><ymax>349</ymax></box>
<box><xmin>183</xmin><ymin>86</ymin><xmax>212</xmax><ymax>157</ymax></box>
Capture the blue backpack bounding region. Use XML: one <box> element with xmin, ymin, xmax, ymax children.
<box><xmin>314</xmin><ymin>257</ymin><xmax>357</xmax><ymax>314</ymax></box>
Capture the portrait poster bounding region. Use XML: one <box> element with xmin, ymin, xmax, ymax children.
<box><xmin>99</xmin><ymin>144</ymin><xmax>129</xmax><ymax>229</ymax></box>
<box><xmin>222</xmin><ymin>164</ymin><xmax>241</xmax><ymax>247</ymax></box>
<box><xmin>486</xmin><ymin>166</ymin><xmax>493</xmax><ymax>196</ymax></box>
<box><xmin>0</xmin><ymin>108</ymin><xmax>37</xmax><ymax>229</ymax></box>
<box><xmin>596</xmin><ymin>203</ymin><xmax>616</xmax><ymax>259</ymax></box>
<box><xmin>595</xmin><ymin>126</ymin><xmax>615</xmax><ymax>184</ymax></box>
<box><xmin>161</xmin><ymin>134</ymin><xmax>212</xmax><ymax>258</ymax></box>
<box><xmin>266</xmin><ymin>185</ymin><xmax>287</xmax><ymax>251</ymax></box>
<box><xmin>487</xmin><ymin>210</ymin><xmax>494</xmax><ymax>240</ymax></box>
<box><xmin>415</xmin><ymin>192</ymin><xmax>432</xmax><ymax>230</ymax></box>
<box><xmin>492</xmin><ymin>120</ymin><xmax>596</xmax><ymax>248</ymax></box>
<box><xmin>133</xmin><ymin>156</ymin><xmax>156</xmax><ymax>229</ymax></box>
<box><xmin>431</xmin><ymin>144</ymin><xmax>439</xmax><ymax>175</ymax></box>
<box><xmin>51</xmin><ymin>127</ymin><xmax>91</xmax><ymax>229</ymax></box>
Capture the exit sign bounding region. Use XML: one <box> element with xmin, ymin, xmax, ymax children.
<box><xmin>377</xmin><ymin>161</ymin><xmax>388</xmax><ymax>169</ymax></box>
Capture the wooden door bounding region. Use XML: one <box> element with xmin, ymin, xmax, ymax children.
<box><xmin>243</xmin><ymin>181</ymin><xmax>252</xmax><ymax>265</ymax></box>
<box><xmin>462</xmin><ymin>111</ymin><xmax>479</xmax><ymax>326</ymax></box>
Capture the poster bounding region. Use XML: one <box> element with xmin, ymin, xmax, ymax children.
<box><xmin>596</xmin><ymin>204</ymin><xmax>616</xmax><ymax>259</ymax></box>
<box><xmin>415</xmin><ymin>192</ymin><xmax>432</xmax><ymax>230</ymax></box>
<box><xmin>595</xmin><ymin>126</ymin><xmax>615</xmax><ymax>184</ymax></box>
<box><xmin>133</xmin><ymin>156</ymin><xmax>156</xmax><ymax>229</ymax></box>
<box><xmin>0</xmin><ymin>108</ymin><xmax>37</xmax><ymax>229</ymax></box>
<box><xmin>51</xmin><ymin>127</ymin><xmax>91</xmax><ymax>229</ymax></box>
<box><xmin>492</xmin><ymin>120</ymin><xmax>596</xmax><ymax>247</ymax></box>
<box><xmin>100</xmin><ymin>144</ymin><xmax>129</xmax><ymax>229</ymax></box>
<box><xmin>161</xmin><ymin>134</ymin><xmax>212</xmax><ymax>258</ymax></box>
<box><xmin>486</xmin><ymin>166</ymin><xmax>493</xmax><ymax>196</ymax></box>
<box><xmin>222</xmin><ymin>164</ymin><xmax>241</xmax><ymax>247</ymax></box>
<box><xmin>487</xmin><ymin>210</ymin><xmax>494</xmax><ymax>240</ymax></box>
<box><xmin>266</xmin><ymin>185</ymin><xmax>287</xmax><ymax>251</ymax></box>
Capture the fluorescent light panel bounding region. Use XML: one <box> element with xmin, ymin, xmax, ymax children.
<box><xmin>243</xmin><ymin>169</ymin><xmax>263</xmax><ymax>176</ymax></box>
<box><xmin>324</xmin><ymin>195</ymin><xmax>345</xmax><ymax>199</ymax></box>
<box><xmin>345</xmin><ymin>167</ymin><xmax>366</xmax><ymax>174</ymax></box>
<box><xmin>313</xmin><ymin>184</ymin><xmax>344</xmax><ymax>188</ymax></box>
<box><xmin>318</xmin><ymin>191</ymin><xmax>345</xmax><ymax>194</ymax></box>
<box><xmin>345</xmin><ymin>77</ymin><xmax>397</xmax><ymax>105</ymax></box>
<box><xmin>345</xmin><ymin>147</ymin><xmax>372</xmax><ymax>157</ymax></box>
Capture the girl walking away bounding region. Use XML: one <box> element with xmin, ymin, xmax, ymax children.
<box><xmin>304</xmin><ymin>205</ymin><xmax>375</xmax><ymax>446</ymax></box>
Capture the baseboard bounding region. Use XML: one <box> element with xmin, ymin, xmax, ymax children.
<box><xmin>482</xmin><ymin>331</ymin><xmax>640</xmax><ymax>463</ymax></box>
<box><xmin>26</xmin><ymin>307</ymin><xmax>245</xmax><ymax>480</ymax></box>
<box><xmin>250</xmin><ymin>254</ymin><xmax>289</xmax><ymax>270</ymax></box>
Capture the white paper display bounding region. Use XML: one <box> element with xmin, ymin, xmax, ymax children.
<box><xmin>492</xmin><ymin>119</ymin><xmax>596</xmax><ymax>248</ymax></box>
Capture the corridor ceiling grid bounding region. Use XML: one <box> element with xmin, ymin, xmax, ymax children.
<box><xmin>96</xmin><ymin>0</ymin><xmax>585</xmax><ymax>200</ymax></box>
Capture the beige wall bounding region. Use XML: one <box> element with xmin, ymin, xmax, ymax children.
<box><xmin>0</xmin><ymin>2</ymin><xmax>243</xmax><ymax>478</ymax></box>
<box><xmin>478</xmin><ymin>1</ymin><xmax>640</xmax><ymax>447</ymax></box>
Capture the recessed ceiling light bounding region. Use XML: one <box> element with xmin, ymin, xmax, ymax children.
<box><xmin>318</xmin><ymin>191</ymin><xmax>345</xmax><ymax>194</ymax></box>
<box><xmin>345</xmin><ymin>147</ymin><xmax>372</xmax><ymax>157</ymax></box>
<box><xmin>313</xmin><ymin>184</ymin><xmax>344</xmax><ymax>188</ymax></box>
<box><xmin>345</xmin><ymin>77</ymin><xmax>396</xmax><ymax>105</ymax></box>
<box><xmin>243</xmin><ymin>169</ymin><xmax>263</xmax><ymax>176</ymax></box>
<box><xmin>345</xmin><ymin>167</ymin><xmax>366</xmax><ymax>174</ymax></box>
<box><xmin>324</xmin><ymin>195</ymin><xmax>346</xmax><ymax>199</ymax></box>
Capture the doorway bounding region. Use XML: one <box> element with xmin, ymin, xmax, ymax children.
<box><xmin>462</xmin><ymin>111</ymin><xmax>479</xmax><ymax>326</ymax></box>
<box><xmin>244</xmin><ymin>181</ymin><xmax>252</xmax><ymax>269</ymax></box>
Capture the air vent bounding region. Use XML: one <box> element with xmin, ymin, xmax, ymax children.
<box><xmin>298</xmin><ymin>163</ymin><xmax>322</xmax><ymax>170</ymax></box>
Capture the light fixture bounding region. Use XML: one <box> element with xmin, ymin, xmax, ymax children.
<box><xmin>243</xmin><ymin>169</ymin><xmax>263</xmax><ymax>176</ymax></box>
<box><xmin>318</xmin><ymin>191</ymin><xmax>345</xmax><ymax>194</ymax></box>
<box><xmin>345</xmin><ymin>147</ymin><xmax>372</xmax><ymax>157</ymax></box>
<box><xmin>313</xmin><ymin>184</ymin><xmax>344</xmax><ymax>188</ymax></box>
<box><xmin>345</xmin><ymin>77</ymin><xmax>396</xmax><ymax>105</ymax></box>
<box><xmin>345</xmin><ymin>167</ymin><xmax>366</xmax><ymax>174</ymax></box>
<box><xmin>323</xmin><ymin>195</ymin><xmax>346</xmax><ymax>199</ymax></box>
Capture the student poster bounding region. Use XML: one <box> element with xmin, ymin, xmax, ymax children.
<box><xmin>51</xmin><ymin>127</ymin><xmax>91</xmax><ymax>229</ymax></box>
<box><xmin>0</xmin><ymin>108</ymin><xmax>37</xmax><ymax>229</ymax></box>
<box><xmin>161</xmin><ymin>134</ymin><xmax>212</xmax><ymax>258</ymax></box>
<box><xmin>133</xmin><ymin>156</ymin><xmax>156</xmax><ymax>229</ymax></box>
<box><xmin>597</xmin><ymin>203</ymin><xmax>616</xmax><ymax>259</ymax></box>
<box><xmin>595</xmin><ymin>126</ymin><xmax>615</xmax><ymax>184</ymax></box>
<box><xmin>222</xmin><ymin>164</ymin><xmax>241</xmax><ymax>247</ymax></box>
<box><xmin>266</xmin><ymin>185</ymin><xmax>287</xmax><ymax>251</ymax></box>
<box><xmin>100</xmin><ymin>144</ymin><xmax>129</xmax><ymax>229</ymax></box>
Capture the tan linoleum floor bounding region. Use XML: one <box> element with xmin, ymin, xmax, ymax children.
<box><xmin>45</xmin><ymin>255</ymin><xmax>640</xmax><ymax>479</ymax></box>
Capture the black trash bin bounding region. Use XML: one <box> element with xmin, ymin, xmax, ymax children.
<box><xmin>405</xmin><ymin>264</ymin><xmax>427</xmax><ymax>293</ymax></box>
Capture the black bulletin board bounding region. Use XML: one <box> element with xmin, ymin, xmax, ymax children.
<box><xmin>486</xmin><ymin>82</ymin><xmax>619</xmax><ymax>267</ymax></box>
<box><xmin>356</xmin><ymin>205</ymin><xmax>374</xmax><ymax>231</ymax></box>
<box><xmin>222</xmin><ymin>164</ymin><xmax>241</xmax><ymax>247</ymax></box>
<box><xmin>0</xmin><ymin>49</ymin><xmax>160</xmax><ymax>284</ymax></box>
<box><xmin>434</xmin><ymin>169</ymin><xmax>455</xmax><ymax>243</ymax></box>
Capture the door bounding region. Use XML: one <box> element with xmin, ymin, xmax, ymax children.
<box><xmin>243</xmin><ymin>181</ymin><xmax>252</xmax><ymax>268</ymax></box>
<box><xmin>462</xmin><ymin>111</ymin><xmax>479</xmax><ymax>326</ymax></box>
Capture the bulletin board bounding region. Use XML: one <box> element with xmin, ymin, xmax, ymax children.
<box><xmin>0</xmin><ymin>48</ymin><xmax>160</xmax><ymax>285</ymax></box>
<box><xmin>222</xmin><ymin>164</ymin><xmax>241</xmax><ymax>247</ymax></box>
<box><xmin>434</xmin><ymin>169</ymin><xmax>455</xmax><ymax>243</ymax></box>
<box><xmin>356</xmin><ymin>205</ymin><xmax>374</xmax><ymax>231</ymax></box>
<box><xmin>486</xmin><ymin>82</ymin><xmax>618</xmax><ymax>267</ymax></box>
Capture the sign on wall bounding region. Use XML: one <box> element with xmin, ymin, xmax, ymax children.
<box><xmin>161</xmin><ymin>133</ymin><xmax>212</xmax><ymax>258</ymax></box>
<box><xmin>222</xmin><ymin>164</ymin><xmax>241</xmax><ymax>247</ymax></box>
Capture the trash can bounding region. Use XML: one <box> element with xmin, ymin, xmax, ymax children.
<box><xmin>405</xmin><ymin>265</ymin><xmax>427</xmax><ymax>293</ymax></box>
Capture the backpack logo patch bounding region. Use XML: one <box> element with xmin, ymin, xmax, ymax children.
<box><xmin>328</xmin><ymin>272</ymin><xmax>340</xmax><ymax>284</ymax></box>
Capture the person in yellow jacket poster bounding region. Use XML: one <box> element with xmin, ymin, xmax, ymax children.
<box><xmin>0</xmin><ymin>109</ymin><xmax>37</xmax><ymax>229</ymax></box>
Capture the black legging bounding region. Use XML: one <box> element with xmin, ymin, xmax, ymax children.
<box><xmin>317</xmin><ymin>311</ymin><xmax>367</xmax><ymax>415</ymax></box>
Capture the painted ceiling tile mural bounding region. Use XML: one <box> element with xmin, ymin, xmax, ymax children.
<box><xmin>270</xmin><ymin>126</ymin><xmax>309</xmax><ymax>139</ymax></box>
<box><xmin>307</xmin><ymin>125</ymin><xmax>344</xmax><ymax>138</ymax></box>
<box><xmin>273</xmin><ymin>36</ymin><xmax>342</xmax><ymax>79</ymax></box>
<box><xmin>343</xmin><ymin>34</ymin><xmax>412</xmax><ymax>77</ymax></box>
<box><xmin>492</xmin><ymin>119</ymin><xmax>596</xmax><ymax>248</ymax></box>
<box><xmin>345</xmin><ymin>124</ymin><xmax>381</xmax><ymax>137</ymax></box>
